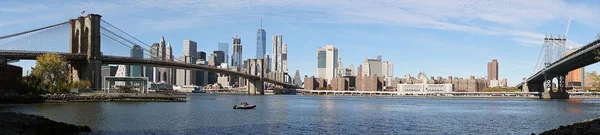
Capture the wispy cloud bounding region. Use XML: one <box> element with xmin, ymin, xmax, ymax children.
<box><xmin>5</xmin><ymin>0</ymin><xmax>596</xmax><ymax>47</ymax></box>
<box><xmin>74</xmin><ymin>0</ymin><xmax>598</xmax><ymax>47</ymax></box>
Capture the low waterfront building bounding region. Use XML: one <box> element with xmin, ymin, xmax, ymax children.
<box><xmin>355</xmin><ymin>76</ymin><xmax>383</xmax><ymax>91</ymax></box>
<box><xmin>304</xmin><ymin>76</ymin><xmax>327</xmax><ymax>90</ymax></box>
<box><xmin>397</xmin><ymin>84</ymin><xmax>453</xmax><ymax>92</ymax></box>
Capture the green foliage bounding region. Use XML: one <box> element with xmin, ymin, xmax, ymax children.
<box><xmin>326</xmin><ymin>84</ymin><xmax>332</xmax><ymax>90</ymax></box>
<box><xmin>15</xmin><ymin>75</ymin><xmax>45</xmax><ymax>95</ymax></box>
<box><xmin>482</xmin><ymin>87</ymin><xmax>521</xmax><ymax>92</ymax></box>
<box><xmin>70</xmin><ymin>80</ymin><xmax>91</xmax><ymax>89</ymax></box>
<box><xmin>31</xmin><ymin>53</ymin><xmax>70</xmax><ymax>93</ymax></box>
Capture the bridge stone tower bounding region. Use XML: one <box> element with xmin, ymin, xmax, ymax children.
<box><xmin>246</xmin><ymin>58</ymin><xmax>266</xmax><ymax>95</ymax></box>
<box><xmin>68</xmin><ymin>14</ymin><xmax>102</xmax><ymax>90</ymax></box>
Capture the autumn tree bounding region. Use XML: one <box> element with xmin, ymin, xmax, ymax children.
<box><xmin>586</xmin><ymin>72</ymin><xmax>600</xmax><ymax>91</ymax></box>
<box><xmin>31</xmin><ymin>53</ymin><xmax>70</xmax><ymax>93</ymax></box>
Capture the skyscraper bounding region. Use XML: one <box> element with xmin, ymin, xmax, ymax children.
<box><xmin>357</xmin><ymin>64</ymin><xmax>362</xmax><ymax>77</ymax></box>
<box><xmin>348</xmin><ymin>64</ymin><xmax>355</xmax><ymax>76</ymax></box>
<box><xmin>363</xmin><ymin>57</ymin><xmax>382</xmax><ymax>77</ymax></box>
<box><xmin>317</xmin><ymin>45</ymin><xmax>338</xmax><ymax>82</ymax></box>
<box><xmin>256</xmin><ymin>20</ymin><xmax>266</xmax><ymax>59</ymax></box>
<box><xmin>176</xmin><ymin>40</ymin><xmax>197</xmax><ymax>86</ymax></box>
<box><xmin>487</xmin><ymin>59</ymin><xmax>499</xmax><ymax>81</ymax></box>
<box><xmin>281</xmin><ymin>43</ymin><xmax>288</xmax><ymax>73</ymax></box>
<box><xmin>130</xmin><ymin>45</ymin><xmax>143</xmax><ymax>77</ymax></box>
<box><xmin>293</xmin><ymin>70</ymin><xmax>302</xmax><ymax>87</ymax></box>
<box><xmin>382</xmin><ymin>61</ymin><xmax>393</xmax><ymax>77</ymax></box>
<box><xmin>151</xmin><ymin>36</ymin><xmax>173</xmax><ymax>84</ymax></box>
<box><xmin>213</xmin><ymin>50</ymin><xmax>225</xmax><ymax>65</ymax></box>
<box><xmin>197</xmin><ymin>51</ymin><xmax>206</xmax><ymax>61</ymax></box>
<box><xmin>272</xmin><ymin>35</ymin><xmax>283</xmax><ymax>72</ymax></box>
<box><xmin>336</xmin><ymin>57</ymin><xmax>344</xmax><ymax>77</ymax></box>
<box><xmin>382</xmin><ymin>61</ymin><xmax>393</xmax><ymax>86</ymax></box>
<box><xmin>231</xmin><ymin>35</ymin><xmax>242</xmax><ymax>69</ymax></box>
<box><xmin>217</xmin><ymin>43</ymin><xmax>229</xmax><ymax>64</ymax></box>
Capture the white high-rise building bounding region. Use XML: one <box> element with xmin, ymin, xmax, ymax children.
<box><xmin>282</xmin><ymin>43</ymin><xmax>288</xmax><ymax>73</ymax></box>
<box><xmin>348</xmin><ymin>64</ymin><xmax>355</xmax><ymax>76</ymax></box>
<box><xmin>272</xmin><ymin>35</ymin><xmax>283</xmax><ymax>72</ymax></box>
<box><xmin>317</xmin><ymin>45</ymin><xmax>338</xmax><ymax>83</ymax></box>
<box><xmin>336</xmin><ymin>57</ymin><xmax>344</xmax><ymax>77</ymax></box>
<box><xmin>382</xmin><ymin>61</ymin><xmax>393</xmax><ymax>77</ymax></box>
<box><xmin>382</xmin><ymin>61</ymin><xmax>393</xmax><ymax>86</ymax></box>
<box><xmin>176</xmin><ymin>40</ymin><xmax>197</xmax><ymax>86</ymax></box>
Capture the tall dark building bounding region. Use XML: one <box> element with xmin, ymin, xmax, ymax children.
<box><xmin>197</xmin><ymin>51</ymin><xmax>206</xmax><ymax>61</ymax></box>
<box><xmin>487</xmin><ymin>59</ymin><xmax>499</xmax><ymax>81</ymax></box>
<box><xmin>213</xmin><ymin>50</ymin><xmax>225</xmax><ymax>66</ymax></box>
<box><xmin>130</xmin><ymin>45</ymin><xmax>143</xmax><ymax>77</ymax></box>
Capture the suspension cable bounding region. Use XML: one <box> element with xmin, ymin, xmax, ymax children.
<box><xmin>0</xmin><ymin>22</ymin><xmax>69</xmax><ymax>40</ymax></box>
<box><xmin>532</xmin><ymin>42</ymin><xmax>545</xmax><ymax>76</ymax></box>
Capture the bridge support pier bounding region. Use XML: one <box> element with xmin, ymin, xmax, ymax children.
<box><xmin>541</xmin><ymin>74</ymin><xmax>569</xmax><ymax>99</ymax></box>
<box><xmin>247</xmin><ymin>79</ymin><xmax>264</xmax><ymax>95</ymax></box>
<box><xmin>69</xmin><ymin>14</ymin><xmax>103</xmax><ymax>90</ymax></box>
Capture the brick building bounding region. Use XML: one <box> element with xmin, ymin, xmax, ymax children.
<box><xmin>0</xmin><ymin>63</ymin><xmax>23</xmax><ymax>93</ymax></box>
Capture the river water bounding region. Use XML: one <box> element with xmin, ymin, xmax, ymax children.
<box><xmin>3</xmin><ymin>94</ymin><xmax>600</xmax><ymax>134</ymax></box>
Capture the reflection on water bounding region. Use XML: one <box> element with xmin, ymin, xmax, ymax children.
<box><xmin>3</xmin><ymin>95</ymin><xmax>600</xmax><ymax>134</ymax></box>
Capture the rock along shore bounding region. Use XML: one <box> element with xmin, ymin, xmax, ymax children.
<box><xmin>0</xmin><ymin>112</ymin><xmax>91</xmax><ymax>135</ymax></box>
<box><xmin>535</xmin><ymin>117</ymin><xmax>600</xmax><ymax>135</ymax></box>
<box><xmin>1</xmin><ymin>93</ymin><xmax>187</xmax><ymax>103</ymax></box>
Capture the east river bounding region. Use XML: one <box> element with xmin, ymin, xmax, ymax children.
<box><xmin>3</xmin><ymin>94</ymin><xmax>600</xmax><ymax>134</ymax></box>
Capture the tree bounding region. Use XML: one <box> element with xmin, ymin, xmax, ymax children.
<box><xmin>31</xmin><ymin>53</ymin><xmax>70</xmax><ymax>93</ymax></box>
<box><xmin>70</xmin><ymin>80</ymin><xmax>91</xmax><ymax>89</ymax></box>
<box><xmin>586</xmin><ymin>72</ymin><xmax>600</xmax><ymax>91</ymax></box>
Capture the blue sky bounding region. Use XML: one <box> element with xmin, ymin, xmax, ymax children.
<box><xmin>2</xmin><ymin>0</ymin><xmax>600</xmax><ymax>86</ymax></box>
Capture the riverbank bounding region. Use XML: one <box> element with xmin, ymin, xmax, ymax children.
<box><xmin>0</xmin><ymin>112</ymin><xmax>91</xmax><ymax>134</ymax></box>
<box><xmin>536</xmin><ymin>117</ymin><xmax>600</xmax><ymax>134</ymax></box>
<box><xmin>1</xmin><ymin>93</ymin><xmax>187</xmax><ymax>103</ymax></box>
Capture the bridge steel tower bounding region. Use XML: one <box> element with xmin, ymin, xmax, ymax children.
<box><xmin>68</xmin><ymin>14</ymin><xmax>103</xmax><ymax>90</ymax></box>
<box><xmin>538</xmin><ymin>34</ymin><xmax>569</xmax><ymax>99</ymax></box>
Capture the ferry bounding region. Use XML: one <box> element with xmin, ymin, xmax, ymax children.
<box><xmin>173</xmin><ymin>85</ymin><xmax>204</xmax><ymax>93</ymax></box>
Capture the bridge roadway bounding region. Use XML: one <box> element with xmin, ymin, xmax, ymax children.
<box><xmin>517</xmin><ymin>38</ymin><xmax>600</xmax><ymax>89</ymax></box>
<box><xmin>0</xmin><ymin>50</ymin><xmax>299</xmax><ymax>89</ymax></box>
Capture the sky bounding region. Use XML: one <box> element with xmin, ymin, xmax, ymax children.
<box><xmin>1</xmin><ymin>0</ymin><xmax>600</xmax><ymax>86</ymax></box>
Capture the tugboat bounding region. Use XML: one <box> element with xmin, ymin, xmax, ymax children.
<box><xmin>233</xmin><ymin>102</ymin><xmax>256</xmax><ymax>109</ymax></box>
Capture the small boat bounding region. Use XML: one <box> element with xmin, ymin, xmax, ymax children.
<box><xmin>233</xmin><ymin>102</ymin><xmax>256</xmax><ymax>109</ymax></box>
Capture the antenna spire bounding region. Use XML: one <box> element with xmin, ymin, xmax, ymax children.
<box><xmin>260</xmin><ymin>18</ymin><xmax>263</xmax><ymax>28</ymax></box>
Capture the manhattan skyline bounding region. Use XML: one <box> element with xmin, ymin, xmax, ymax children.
<box><xmin>2</xmin><ymin>0</ymin><xmax>600</xmax><ymax>86</ymax></box>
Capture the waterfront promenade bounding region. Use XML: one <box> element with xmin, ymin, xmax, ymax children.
<box><xmin>297</xmin><ymin>90</ymin><xmax>600</xmax><ymax>98</ymax></box>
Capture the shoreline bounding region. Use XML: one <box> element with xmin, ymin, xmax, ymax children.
<box><xmin>536</xmin><ymin>117</ymin><xmax>600</xmax><ymax>134</ymax></box>
<box><xmin>0</xmin><ymin>112</ymin><xmax>91</xmax><ymax>134</ymax></box>
<box><xmin>1</xmin><ymin>93</ymin><xmax>187</xmax><ymax>103</ymax></box>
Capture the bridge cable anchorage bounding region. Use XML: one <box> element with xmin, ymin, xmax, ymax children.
<box><xmin>0</xmin><ymin>22</ymin><xmax>69</xmax><ymax>40</ymax></box>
